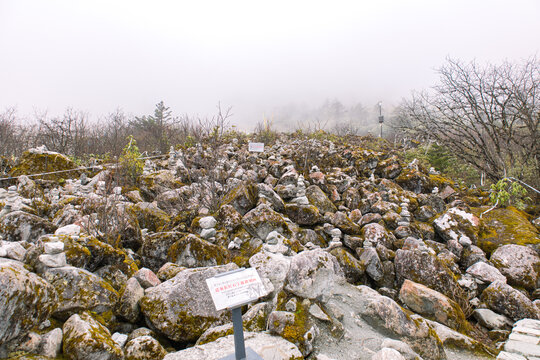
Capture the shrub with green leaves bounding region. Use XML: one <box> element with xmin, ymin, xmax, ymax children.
<box><xmin>489</xmin><ymin>178</ymin><xmax>530</xmax><ymax>210</ymax></box>
<box><xmin>118</xmin><ymin>135</ymin><xmax>143</xmax><ymax>186</ymax></box>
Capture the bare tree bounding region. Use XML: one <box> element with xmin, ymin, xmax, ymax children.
<box><xmin>395</xmin><ymin>57</ymin><xmax>539</xmax><ymax>186</ymax></box>
<box><xmin>36</xmin><ymin>108</ymin><xmax>89</xmax><ymax>156</ymax></box>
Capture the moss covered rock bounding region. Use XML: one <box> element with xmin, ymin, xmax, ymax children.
<box><xmin>62</xmin><ymin>311</ymin><xmax>123</xmax><ymax>360</ymax></box>
<box><xmin>140</xmin><ymin>263</ymin><xmax>238</xmax><ymax>343</ymax></box>
<box><xmin>481</xmin><ymin>281</ymin><xmax>540</xmax><ymax>321</ymax></box>
<box><xmin>433</xmin><ymin>207</ymin><xmax>480</xmax><ymax>245</ymax></box>
<box><xmin>10</xmin><ymin>149</ymin><xmax>80</xmax><ymax>181</ymax></box>
<box><xmin>242</xmin><ymin>204</ymin><xmax>290</xmax><ymax>240</ymax></box>
<box><xmin>306</xmin><ymin>185</ymin><xmax>336</xmax><ymax>214</ymax></box>
<box><xmin>473</xmin><ymin>206</ymin><xmax>540</xmax><ymax>254</ymax></box>
<box><xmin>490</xmin><ymin>244</ymin><xmax>540</xmax><ymax>291</ymax></box>
<box><xmin>42</xmin><ymin>265</ymin><xmax>119</xmax><ymax>320</ymax></box>
<box><xmin>285</xmin><ymin>204</ymin><xmax>321</xmax><ymax>226</ymax></box>
<box><xmin>0</xmin><ymin>259</ymin><xmax>57</xmax><ymax>349</ymax></box>
<box><xmin>138</xmin><ymin>231</ymin><xmax>185</xmax><ymax>272</ymax></box>
<box><xmin>219</xmin><ymin>182</ymin><xmax>258</xmax><ymax>216</ymax></box>
<box><xmin>167</xmin><ymin>234</ymin><xmax>229</xmax><ymax>268</ymax></box>
<box><xmin>130</xmin><ymin>202</ymin><xmax>170</xmax><ymax>233</ymax></box>
<box><xmin>124</xmin><ymin>335</ymin><xmax>167</xmax><ymax>360</ymax></box>
<box><xmin>394</xmin><ymin>248</ymin><xmax>466</xmax><ymax>303</ymax></box>
<box><xmin>0</xmin><ymin>211</ymin><xmax>57</xmax><ymax>243</ymax></box>
<box><xmin>399</xmin><ymin>279</ymin><xmax>470</xmax><ymax>333</ymax></box>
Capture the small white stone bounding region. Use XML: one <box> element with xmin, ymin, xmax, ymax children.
<box><xmin>44</xmin><ymin>241</ymin><xmax>64</xmax><ymax>254</ymax></box>
<box><xmin>112</xmin><ymin>332</ymin><xmax>128</xmax><ymax>348</ymax></box>
<box><xmin>38</xmin><ymin>253</ymin><xmax>67</xmax><ymax>268</ymax></box>
<box><xmin>200</xmin><ymin>228</ymin><xmax>216</xmax><ymax>240</ymax></box>
<box><xmin>199</xmin><ymin>216</ymin><xmax>217</xmax><ymax>229</ymax></box>
<box><xmin>54</xmin><ymin>224</ymin><xmax>81</xmax><ymax>236</ymax></box>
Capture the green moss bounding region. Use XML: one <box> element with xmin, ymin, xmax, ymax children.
<box><xmin>473</xmin><ymin>206</ymin><xmax>540</xmax><ymax>254</ymax></box>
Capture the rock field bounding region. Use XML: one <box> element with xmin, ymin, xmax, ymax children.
<box><xmin>0</xmin><ymin>136</ymin><xmax>539</xmax><ymax>360</ymax></box>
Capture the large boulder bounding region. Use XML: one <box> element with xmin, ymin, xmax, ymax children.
<box><xmin>249</xmin><ymin>250</ymin><xmax>291</xmax><ymax>295</ymax></box>
<box><xmin>284</xmin><ymin>249</ymin><xmax>344</xmax><ymax>299</ymax></box>
<box><xmin>285</xmin><ymin>204</ymin><xmax>321</xmax><ymax>226</ymax></box>
<box><xmin>140</xmin><ymin>263</ymin><xmax>238</xmax><ymax>343</ymax></box>
<box><xmin>242</xmin><ymin>204</ymin><xmax>290</xmax><ymax>240</ymax></box>
<box><xmin>219</xmin><ymin>182</ymin><xmax>258</xmax><ymax>215</ymax></box>
<box><xmin>474</xmin><ymin>206</ymin><xmax>540</xmax><ymax>254</ymax></box>
<box><xmin>62</xmin><ymin>311</ymin><xmax>123</xmax><ymax>360</ymax></box>
<box><xmin>465</xmin><ymin>261</ymin><xmax>506</xmax><ymax>285</ymax></box>
<box><xmin>481</xmin><ymin>281</ymin><xmax>539</xmax><ymax>321</ymax></box>
<box><xmin>433</xmin><ymin>207</ymin><xmax>480</xmax><ymax>245</ymax></box>
<box><xmin>362</xmin><ymin>223</ymin><xmax>395</xmax><ymax>249</ymax></box>
<box><xmin>306</xmin><ymin>185</ymin><xmax>337</xmax><ymax>214</ymax></box>
<box><xmin>0</xmin><ymin>259</ymin><xmax>57</xmax><ymax>349</ymax></box>
<box><xmin>138</xmin><ymin>232</ymin><xmax>184</xmax><ymax>272</ymax></box>
<box><xmin>131</xmin><ymin>202</ymin><xmax>170</xmax><ymax>233</ymax></box>
<box><xmin>163</xmin><ymin>332</ymin><xmax>303</xmax><ymax>360</ymax></box>
<box><xmin>124</xmin><ymin>335</ymin><xmax>167</xmax><ymax>360</ymax></box>
<box><xmin>10</xmin><ymin>147</ymin><xmax>80</xmax><ymax>181</ymax></box>
<box><xmin>399</xmin><ymin>279</ymin><xmax>468</xmax><ymax>332</ymax></box>
<box><xmin>0</xmin><ymin>211</ymin><xmax>57</xmax><ymax>242</ymax></box>
<box><xmin>41</xmin><ymin>266</ymin><xmax>118</xmax><ymax>320</ymax></box>
<box><xmin>167</xmin><ymin>234</ymin><xmax>229</xmax><ymax>268</ymax></box>
<box><xmin>490</xmin><ymin>244</ymin><xmax>540</xmax><ymax>290</ymax></box>
<box><xmin>394</xmin><ymin>249</ymin><xmax>465</xmax><ymax>302</ymax></box>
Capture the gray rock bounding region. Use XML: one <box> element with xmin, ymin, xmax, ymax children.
<box><xmin>481</xmin><ymin>281</ymin><xmax>539</xmax><ymax>321</ymax></box>
<box><xmin>0</xmin><ymin>258</ymin><xmax>57</xmax><ymax>349</ymax></box>
<box><xmin>200</xmin><ymin>227</ymin><xmax>216</xmax><ymax>240</ymax></box>
<box><xmin>242</xmin><ymin>204</ymin><xmax>290</xmax><ymax>240</ymax></box>
<box><xmin>140</xmin><ymin>263</ymin><xmax>238</xmax><ymax>343</ymax></box>
<box><xmin>37</xmin><ymin>252</ymin><xmax>67</xmax><ymax>269</ymax></box>
<box><xmin>115</xmin><ymin>277</ymin><xmax>144</xmax><ymax>323</ymax></box>
<box><xmin>249</xmin><ymin>250</ymin><xmax>291</xmax><ymax>295</ymax></box>
<box><xmin>0</xmin><ymin>211</ymin><xmax>57</xmax><ymax>242</ymax></box>
<box><xmin>38</xmin><ymin>328</ymin><xmax>63</xmax><ymax>358</ymax></box>
<box><xmin>380</xmin><ymin>339</ymin><xmax>420</xmax><ymax>360</ymax></box>
<box><xmin>490</xmin><ymin>244</ymin><xmax>540</xmax><ymax>291</ymax></box>
<box><xmin>41</xmin><ymin>265</ymin><xmax>118</xmax><ymax>319</ymax></box>
<box><xmin>133</xmin><ymin>267</ymin><xmax>161</xmax><ymax>289</ymax></box>
<box><xmin>466</xmin><ymin>261</ymin><xmax>507</xmax><ymax>284</ymax></box>
<box><xmin>124</xmin><ymin>335</ymin><xmax>167</xmax><ymax>360</ymax></box>
<box><xmin>0</xmin><ymin>241</ymin><xmax>27</xmax><ymax>261</ymax></box>
<box><xmin>372</xmin><ymin>348</ymin><xmax>406</xmax><ymax>360</ymax></box>
<box><xmin>433</xmin><ymin>207</ymin><xmax>480</xmax><ymax>244</ymax></box>
<box><xmin>163</xmin><ymin>331</ymin><xmax>303</xmax><ymax>360</ymax></box>
<box><xmin>362</xmin><ymin>223</ymin><xmax>395</xmax><ymax>249</ymax></box>
<box><xmin>199</xmin><ymin>216</ymin><xmax>217</xmax><ymax>229</ymax></box>
<box><xmin>112</xmin><ymin>332</ymin><xmax>128</xmax><ymax>348</ymax></box>
<box><xmin>43</xmin><ymin>241</ymin><xmax>64</xmax><ymax>254</ymax></box>
<box><xmin>62</xmin><ymin>311</ymin><xmax>123</xmax><ymax>360</ymax></box>
<box><xmin>284</xmin><ymin>249</ymin><xmax>344</xmax><ymax>299</ymax></box>
<box><xmin>473</xmin><ymin>308</ymin><xmax>513</xmax><ymax>330</ymax></box>
<box><xmin>358</xmin><ymin>247</ymin><xmax>384</xmax><ymax>282</ymax></box>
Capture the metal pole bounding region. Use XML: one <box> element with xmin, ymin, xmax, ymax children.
<box><xmin>231</xmin><ymin>307</ymin><xmax>246</xmax><ymax>360</ymax></box>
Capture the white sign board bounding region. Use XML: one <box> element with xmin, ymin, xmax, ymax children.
<box><xmin>248</xmin><ymin>142</ymin><xmax>264</xmax><ymax>152</ymax></box>
<box><xmin>206</xmin><ymin>268</ymin><xmax>266</xmax><ymax>311</ymax></box>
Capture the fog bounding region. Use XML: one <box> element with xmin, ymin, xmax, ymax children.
<box><xmin>1</xmin><ymin>0</ymin><xmax>538</xmax><ymax>130</ymax></box>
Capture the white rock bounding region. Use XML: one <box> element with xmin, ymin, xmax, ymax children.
<box><xmin>163</xmin><ymin>331</ymin><xmax>302</xmax><ymax>360</ymax></box>
<box><xmin>54</xmin><ymin>224</ymin><xmax>81</xmax><ymax>236</ymax></box>
<box><xmin>466</xmin><ymin>261</ymin><xmax>507</xmax><ymax>284</ymax></box>
<box><xmin>496</xmin><ymin>351</ymin><xmax>527</xmax><ymax>360</ymax></box>
<box><xmin>199</xmin><ymin>216</ymin><xmax>217</xmax><ymax>229</ymax></box>
<box><xmin>38</xmin><ymin>253</ymin><xmax>67</xmax><ymax>268</ymax></box>
<box><xmin>38</xmin><ymin>328</ymin><xmax>63</xmax><ymax>358</ymax></box>
<box><xmin>372</xmin><ymin>348</ymin><xmax>406</xmax><ymax>360</ymax></box>
<box><xmin>112</xmin><ymin>332</ymin><xmax>128</xmax><ymax>348</ymax></box>
<box><xmin>44</xmin><ymin>241</ymin><xmax>65</xmax><ymax>254</ymax></box>
<box><xmin>473</xmin><ymin>308</ymin><xmax>513</xmax><ymax>330</ymax></box>
<box><xmin>2</xmin><ymin>241</ymin><xmax>27</xmax><ymax>261</ymax></box>
<box><xmin>200</xmin><ymin>228</ymin><xmax>216</xmax><ymax>240</ymax></box>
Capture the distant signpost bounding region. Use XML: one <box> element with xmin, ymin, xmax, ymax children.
<box><xmin>206</xmin><ymin>268</ymin><xmax>266</xmax><ymax>360</ymax></box>
<box><xmin>248</xmin><ymin>142</ymin><xmax>264</xmax><ymax>152</ymax></box>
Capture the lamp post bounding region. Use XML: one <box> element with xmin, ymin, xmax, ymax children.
<box><xmin>378</xmin><ymin>101</ymin><xmax>384</xmax><ymax>138</ymax></box>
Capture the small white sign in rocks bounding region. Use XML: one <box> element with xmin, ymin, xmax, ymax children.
<box><xmin>248</xmin><ymin>142</ymin><xmax>264</xmax><ymax>152</ymax></box>
<box><xmin>206</xmin><ymin>268</ymin><xmax>266</xmax><ymax>311</ymax></box>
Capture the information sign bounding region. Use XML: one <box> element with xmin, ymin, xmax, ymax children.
<box><xmin>206</xmin><ymin>268</ymin><xmax>266</xmax><ymax>311</ymax></box>
<box><xmin>248</xmin><ymin>142</ymin><xmax>264</xmax><ymax>152</ymax></box>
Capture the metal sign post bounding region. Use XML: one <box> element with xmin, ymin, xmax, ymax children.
<box><xmin>206</xmin><ymin>268</ymin><xmax>266</xmax><ymax>360</ymax></box>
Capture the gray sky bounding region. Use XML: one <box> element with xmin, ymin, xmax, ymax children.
<box><xmin>1</xmin><ymin>0</ymin><xmax>538</xmax><ymax>128</ymax></box>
